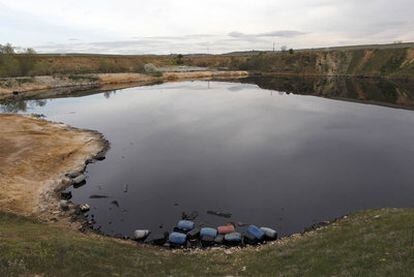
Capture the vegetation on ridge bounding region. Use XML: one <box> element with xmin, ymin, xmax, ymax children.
<box><xmin>1</xmin><ymin>208</ymin><xmax>414</xmax><ymax>276</ymax></box>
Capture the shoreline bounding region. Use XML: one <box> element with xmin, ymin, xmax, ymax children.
<box><xmin>0</xmin><ymin>71</ymin><xmax>249</xmax><ymax>101</ymax></box>
<box><xmin>0</xmin><ymin>114</ymin><xmax>109</xmax><ymax>230</ymax></box>
<box><xmin>1</xmin><ymin>75</ymin><xmax>413</xmax><ymax>253</ymax></box>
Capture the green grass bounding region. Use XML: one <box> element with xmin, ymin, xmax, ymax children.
<box><xmin>1</xmin><ymin>209</ymin><xmax>414</xmax><ymax>276</ymax></box>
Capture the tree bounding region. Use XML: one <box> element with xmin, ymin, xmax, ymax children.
<box><xmin>19</xmin><ymin>48</ymin><xmax>37</xmax><ymax>75</ymax></box>
<box><xmin>280</xmin><ymin>45</ymin><xmax>287</xmax><ymax>52</ymax></box>
<box><xmin>288</xmin><ymin>48</ymin><xmax>294</xmax><ymax>54</ymax></box>
<box><xmin>174</xmin><ymin>54</ymin><xmax>184</xmax><ymax>65</ymax></box>
<box><xmin>0</xmin><ymin>43</ymin><xmax>16</xmax><ymax>54</ymax></box>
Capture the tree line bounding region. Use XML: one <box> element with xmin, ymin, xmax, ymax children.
<box><xmin>0</xmin><ymin>43</ymin><xmax>37</xmax><ymax>77</ymax></box>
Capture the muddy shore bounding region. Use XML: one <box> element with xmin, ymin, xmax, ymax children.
<box><xmin>0</xmin><ymin>71</ymin><xmax>248</xmax><ymax>100</ymax></box>
<box><xmin>0</xmin><ymin>114</ymin><xmax>108</xmax><ymax>229</ymax></box>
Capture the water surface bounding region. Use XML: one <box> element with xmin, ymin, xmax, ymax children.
<box><xmin>2</xmin><ymin>78</ymin><xmax>414</xmax><ymax>239</ymax></box>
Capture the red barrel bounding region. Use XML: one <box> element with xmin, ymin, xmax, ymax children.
<box><xmin>217</xmin><ymin>224</ymin><xmax>235</xmax><ymax>234</ymax></box>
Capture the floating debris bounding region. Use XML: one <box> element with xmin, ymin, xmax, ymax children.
<box><xmin>89</xmin><ymin>195</ymin><xmax>109</xmax><ymax>199</ymax></box>
<box><xmin>110</xmin><ymin>200</ymin><xmax>119</xmax><ymax>208</ymax></box>
<box><xmin>207</xmin><ymin>210</ymin><xmax>232</xmax><ymax>218</ymax></box>
<box><xmin>181</xmin><ymin>211</ymin><xmax>198</xmax><ymax>220</ymax></box>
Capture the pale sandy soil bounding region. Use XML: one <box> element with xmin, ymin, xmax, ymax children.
<box><xmin>0</xmin><ymin>71</ymin><xmax>248</xmax><ymax>100</ymax></box>
<box><xmin>0</xmin><ymin>114</ymin><xmax>107</xmax><ymax>223</ymax></box>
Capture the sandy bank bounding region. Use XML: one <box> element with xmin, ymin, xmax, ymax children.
<box><xmin>0</xmin><ymin>114</ymin><xmax>107</xmax><ymax>223</ymax></box>
<box><xmin>0</xmin><ymin>71</ymin><xmax>248</xmax><ymax>100</ymax></box>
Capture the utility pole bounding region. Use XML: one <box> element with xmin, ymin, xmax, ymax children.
<box><xmin>273</xmin><ymin>42</ymin><xmax>275</xmax><ymax>52</ymax></box>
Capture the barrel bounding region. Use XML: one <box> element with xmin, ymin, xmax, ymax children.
<box><xmin>260</xmin><ymin>227</ymin><xmax>278</xmax><ymax>240</ymax></box>
<box><xmin>217</xmin><ymin>224</ymin><xmax>235</xmax><ymax>234</ymax></box>
<box><xmin>169</xmin><ymin>232</ymin><xmax>187</xmax><ymax>246</ymax></box>
<box><xmin>200</xmin><ymin>227</ymin><xmax>218</xmax><ymax>238</ymax></box>
<box><xmin>177</xmin><ymin>220</ymin><xmax>195</xmax><ymax>232</ymax></box>
<box><xmin>133</xmin><ymin>230</ymin><xmax>150</xmax><ymax>241</ymax></box>
<box><xmin>247</xmin><ymin>225</ymin><xmax>265</xmax><ymax>241</ymax></box>
<box><xmin>224</xmin><ymin>232</ymin><xmax>242</xmax><ymax>245</ymax></box>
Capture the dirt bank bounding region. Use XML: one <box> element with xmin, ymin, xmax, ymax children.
<box><xmin>0</xmin><ymin>114</ymin><xmax>107</xmax><ymax>224</ymax></box>
<box><xmin>0</xmin><ymin>71</ymin><xmax>248</xmax><ymax>100</ymax></box>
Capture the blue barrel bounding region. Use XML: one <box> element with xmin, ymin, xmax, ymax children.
<box><xmin>260</xmin><ymin>227</ymin><xmax>278</xmax><ymax>240</ymax></box>
<box><xmin>177</xmin><ymin>220</ymin><xmax>195</xmax><ymax>232</ymax></box>
<box><xmin>247</xmin><ymin>225</ymin><xmax>265</xmax><ymax>241</ymax></box>
<box><xmin>224</xmin><ymin>232</ymin><xmax>242</xmax><ymax>243</ymax></box>
<box><xmin>169</xmin><ymin>232</ymin><xmax>187</xmax><ymax>245</ymax></box>
<box><xmin>200</xmin><ymin>227</ymin><xmax>217</xmax><ymax>238</ymax></box>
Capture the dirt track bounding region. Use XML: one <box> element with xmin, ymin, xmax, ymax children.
<box><xmin>0</xmin><ymin>114</ymin><xmax>107</xmax><ymax>220</ymax></box>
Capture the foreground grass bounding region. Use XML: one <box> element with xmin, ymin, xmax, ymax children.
<box><xmin>1</xmin><ymin>209</ymin><xmax>414</xmax><ymax>276</ymax></box>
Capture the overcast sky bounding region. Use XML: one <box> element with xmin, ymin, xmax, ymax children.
<box><xmin>1</xmin><ymin>0</ymin><xmax>413</xmax><ymax>54</ymax></box>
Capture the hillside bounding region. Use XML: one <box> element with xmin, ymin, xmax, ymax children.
<box><xmin>185</xmin><ymin>46</ymin><xmax>414</xmax><ymax>79</ymax></box>
<box><xmin>1</xmin><ymin>208</ymin><xmax>413</xmax><ymax>276</ymax></box>
<box><xmin>1</xmin><ymin>43</ymin><xmax>413</xmax><ymax>79</ymax></box>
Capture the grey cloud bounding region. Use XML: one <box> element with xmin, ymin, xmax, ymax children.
<box><xmin>228</xmin><ymin>30</ymin><xmax>307</xmax><ymax>38</ymax></box>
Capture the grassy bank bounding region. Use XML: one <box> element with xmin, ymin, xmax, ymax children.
<box><xmin>1</xmin><ymin>208</ymin><xmax>413</xmax><ymax>276</ymax></box>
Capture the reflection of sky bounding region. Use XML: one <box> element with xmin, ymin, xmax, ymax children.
<box><xmin>4</xmin><ymin>81</ymin><xmax>414</xmax><ymax>237</ymax></box>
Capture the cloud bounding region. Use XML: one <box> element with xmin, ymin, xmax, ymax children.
<box><xmin>229</xmin><ymin>30</ymin><xmax>307</xmax><ymax>39</ymax></box>
<box><xmin>1</xmin><ymin>0</ymin><xmax>413</xmax><ymax>54</ymax></box>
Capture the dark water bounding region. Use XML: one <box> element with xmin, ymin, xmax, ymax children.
<box><xmin>2</xmin><ymin>78</ymin><xmax>414</xmax><ymax>239</ymax></box>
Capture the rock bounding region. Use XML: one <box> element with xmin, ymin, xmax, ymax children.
<box><xmin>133</xmin><ymin>230</ymin><xmax>150</xmax><ymax>241</ymax></box>
<box><xmin>201</xmin><ymin>235</ymin><xmax>215</xmax><ymax>247</ymax></box>
<box><xmin>150</xmin><ymin>233</ymin><xmax>168</xmax><ymax>246</ymax></box>
<box><xmin>224</xmin><ymin>249</ymin><xmax>233</xmax><ymax>255</ymax></box>
<box><xmin>59</xmin><ymin>200</ymin><xmax>69</xmax><ymax>211</ymax></box>
<box><xmin>72</xmin><ymin>174</ymin><xmax>86</xmax><ymax>185</ymax></box>
<box><xmin>187</xmin><ymin>228</ymin><xmax>200</xmax><ymax>239</ymax></box>
<box><xmin>243</xmin><ymin>232</ymin><xmax>258</xmax><ymax>245</ymax></box>
<box><xmin>79</xmin><ymin>203</ymin><xmax>90</xmax><ymax>212</ymax></box>
<box><xmin>66</xmin><ymin>171</ymin><xmax>81</xmax><ymax>178</ymax></box>
<box><xmin>214</xmin><ymin>234</ymin><xmax>224</xmax><ymax>244</ymax></box>
<box><xmin>94</xmin><ymin>151</ymin><xmax>106</xmax><ymax>161</ymax></box>
<box><xmin>61</xmin><ymin>191</ymin><xmax>72</xmax><ymax>200</ymax></box>
<box><xmin>181</xmin><ymin>211</ymin><xmax>199</xmax><ymax>220</ymax></box>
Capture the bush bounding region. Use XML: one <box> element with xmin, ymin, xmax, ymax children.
<box><xmin>0</xmin><ymin>44</ymin><xmax>38</xmax><ymax>77</ymax></box>
<box><xmin>143</xmin><ymin>63</ymin><xmax>162</xmax><ymax>76</ymax></box>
